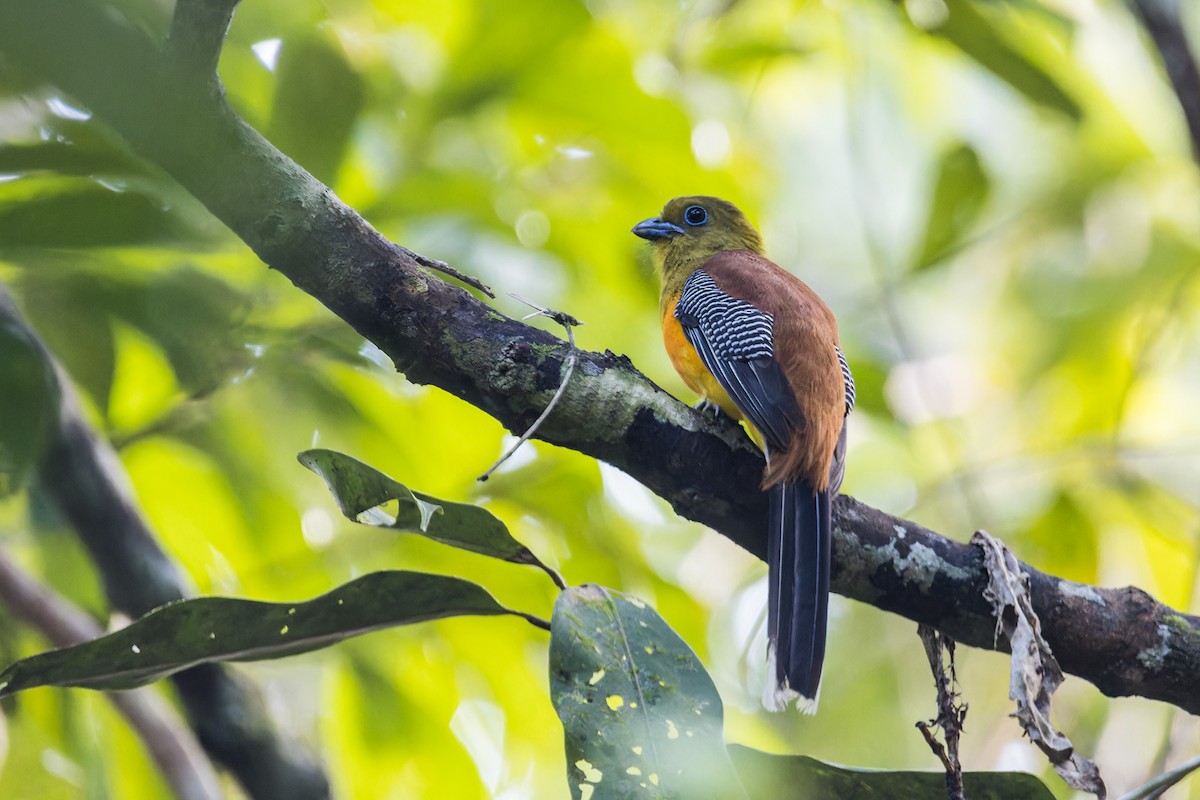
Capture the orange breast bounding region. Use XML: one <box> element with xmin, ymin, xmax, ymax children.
<box><xmin>661</xmin><ymin>296</ymin><xmax>745</xmax><ymax>425</ymax></box>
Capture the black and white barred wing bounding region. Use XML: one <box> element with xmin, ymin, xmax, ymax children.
<box><xmin>674</xmin><ymin>269</ymin><xmax>804</xmax><ymax>452</ymax></box>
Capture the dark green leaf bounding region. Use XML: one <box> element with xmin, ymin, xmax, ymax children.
<box><xmin>549</xmin><ymin>585</ymin><xmax>747</xmax><ymax>800</ymax></box>
<box><xmin>0</xmin><ymin>142</ymin><xmax>141</xmax><ymax>177</ymax></box>
<box><xmin>298</xmin><ymin>449</ymin><xmax>554</xmax><ymax>573</ymax></box>
<box><xmin>267</xmin><ymin>32</ymin><xmax>365</xmax><ymax>184</ymax></box>
<box><xmin>914</xmin><ymin>143</ymin><xmax>990</xmax><ymax>269</ymax></box>
<box><xmin>0</xmin><ymin>571</ymin><xmax>520</xmax><ymax>695</ymax></box>
<box><xmin>0</xmin><ymin>180</ymin><xmax>186</xmax><ymax>248</ymax></box>
<box><xmin>0</xmin><ymin>302</ymin><xmax>59</xmax><ymax>496</ymax></box>
<box><xmin>730</xmin><ymin>745</ymin><xmax>1056</xmax><ymax>799</ymax></box>
<box><xmin>15</xmin><ymin>265</ymin><xmax>251</xmax><ymax>404</ymax></box>
<box><xmin>104</xmin><ymin>267</ymin><xmax>251</xmax><ymax>394</ymax></box>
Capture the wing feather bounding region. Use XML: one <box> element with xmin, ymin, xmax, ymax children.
<box><xmin>675</xmin><ymin>270</ymin><xmax>803</xmax><ymax>452</ymax></box>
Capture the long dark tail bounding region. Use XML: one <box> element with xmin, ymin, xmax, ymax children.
<box><xmin>765</xmin><ymin>480</ymin><xmax>831</xmax><ymax>712</ymax></box>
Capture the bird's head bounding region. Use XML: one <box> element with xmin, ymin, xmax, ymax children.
<box><xmin>632</xmin><ymin>196</ymin><xmax>764</xmax><ymax>277</ymax></box>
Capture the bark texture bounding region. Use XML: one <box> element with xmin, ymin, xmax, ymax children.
<box><xmin>1</xmin><ymin>0</ymin><xmax>1198</xmax><ymax>721</ymax></box>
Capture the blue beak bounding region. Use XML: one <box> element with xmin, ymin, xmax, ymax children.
<box><xmin>632</xmin><ymin>217</ymin><xmax>684</xmax><ymax>240</ymax></box>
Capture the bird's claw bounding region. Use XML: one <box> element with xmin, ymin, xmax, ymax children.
<box><xmin>693</xmin><ymin>398</ymin><xmax>726</xmax><ymax>422</ymax></box>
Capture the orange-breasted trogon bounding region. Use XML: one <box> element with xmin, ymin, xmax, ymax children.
<box><xmin>633</xmin><ymin>196</ymin><xmax>853</xmax><ymax>712</ymax></box>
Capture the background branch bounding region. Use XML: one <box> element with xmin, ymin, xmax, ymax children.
<box><xmin>1</xmin><ymin>0</ymin><xmax>1199</xmax><ymax>719</ymax></box>
<box><xmin>1130</xmin><ymin>0</ymin><xmax>1200</xmax><ymax>157</ymax></box>
<box><xmin>0</xmin><ymin>550</ymin><xmax>223</xmax><ymax>800</ymax></box>
<box><xmin>0</xmin><ymin>286</ymin><xmax>331</xmax><ymax>800</ymax></box>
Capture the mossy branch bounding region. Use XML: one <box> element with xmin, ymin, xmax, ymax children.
<box><xmin>2</xmin><ymin>0</ymin><xmax>1199</xmax><ymax>717</ymax></box>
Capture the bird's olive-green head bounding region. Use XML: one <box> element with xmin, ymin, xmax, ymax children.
<box><xmin>632</xmin><ymin>196</ymin><xmax>764</xmax><ymax>282</ymax></box>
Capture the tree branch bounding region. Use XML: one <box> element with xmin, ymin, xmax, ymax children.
<box><xmin>1130</xmin><ymin>0</ymin><xmax>1200</xmax><ymax>158</ymax></box>
<box><xmin>0</xmin><ymin>549</ymin><xmax>224</xmax><ymax>800</ymax></box>
<box><xmin>0</xmin><ymin>287</ymin><xmax>331</xmax><ymax>800</ymax></box>
<box><xmin>166</xmin><ymin>0</ymin><xmax>241</xmax><ymax>88</ymax></box>
<box><xmin>2</xmin><ymin>0</ymin><xmax>1199</xmax><ymax>716</ymax></box>
<box><xmin>0</xmin><ymin>551</ymin><xmax>223</xmax><ymax>800</ymax></box>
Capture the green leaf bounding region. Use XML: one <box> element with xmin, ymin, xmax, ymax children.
<box><xmin>12</xmin><ymin>267</ymin><xmax>117</xmax><ymax>414</ymax></box>
<box><xmin>0</xmin><ymin>142</ymin><xmax>140</xmax><ymax>177</ymax></box>
<box><xmin>729</xmin><ymin>745</ymin><xmax>1056</xmax><ymax>799</ymax></box>
<box><xmin>913</xmin><ymin>143</ymin><xmax>990</xmax><ymax>270</ymax></box>
<box><xmin>919</xmin><ymin>0</ymin><xmax>1081</xmax><ymax>120</ymax></box>
<box><xmin>0</xmin><ymin>179</ymin><xmax>186</xmax><ymax>248</ymax></box>
<box><xmin>0</xmin><ymin>571</ymin><xmax>522</xmax><ymax>696</ymax></box>
<box><xmin>549</xmin><ymin>585</ymin><xmax>747</xmax><ymax>800</ymax></box>
<box><xmin>15</xmin><ymin>265</ymin><xmax>251</xmax><ymax>407</ymax></box>
<box><xmin>267</xmin><ymin>31</ymin><xmax>365</xmax><ymax>184</ymax></box>
<box><xmin>0</xmin><ymin>304</ymin><xmax>59</xmax><ymax>496</ymax></box>
<box><xmin>298</xmin><ymin>448</ymin><xmax>556</xmax><ymax>574</ymax></box>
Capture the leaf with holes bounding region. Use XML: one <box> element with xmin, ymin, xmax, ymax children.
<box><xmin>730</xmin><ymin>746</ymin><xmax>1057</xmax><ymax>799</ymax></box>
<box><xmin>298</xmin><ymin>449</ymin><xmax>557</xmax><ymax>581</ymax></box>
<box><xmin>549</xmin><ymin>584</ymin><xmax>747</xmax><ymax>800</ymax></box>
<box><xmin>0</xmin><ymin>571</ymin><xmax>531</xmax><ymax>696</ymax></box>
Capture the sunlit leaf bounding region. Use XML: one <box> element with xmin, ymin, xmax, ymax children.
<box><xmin>298</xmin><ymin>448</ymin><xmax>558</xmax><ymax>577</ymax></box>
<box><xmin>913</xmin><ymin>142</ymin><xmax>990</xmax><ymax>270</ymax></box>
<box><xmin>0</xmin><ymin>571</ymin><xmax>525</xmax><ymax>695</ymax></box>
<box><xmin>917</xmin><ymin>0</ymin><xmax>1081</xmax><ymax>120</ymax></box>
<box><xmin>729</xmin><ymin>745</ymin><xmax>1056</xmax><ymax>799</ymax></box>
<box><xmin>438</xmin><ymin>0</ymin><xmax>590</xmax><ymax>114</ymax></box>
<box><xmin>1020</xmin><ymin>491</ymin><xmax>1097</xmax><ymax>584</ymax></box>
<box><xmin>549</xmin><ymin>585</ymin><xmax>747</xmax><ymax>800</ymax></box>
<box><xmin>700</xmin><ymin>39</ymin><xmax>813</xmax><ymax>73</ymax></box>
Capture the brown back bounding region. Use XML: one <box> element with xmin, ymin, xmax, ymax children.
<box><xmin>701</xmin><ymin>251</ymin><xmax>845</xmax><ymax>490</ymax></box>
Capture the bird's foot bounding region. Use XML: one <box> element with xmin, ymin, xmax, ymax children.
<box><xmin>693</xmin><ymin>398</ymin><xmax>727</xmax><ymax>423</ymax></box>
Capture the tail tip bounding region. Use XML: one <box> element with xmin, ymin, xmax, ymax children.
<box><xmin>763</xmin><ymin>649</ymin><xmax>821</xmax><ymax>714</ymax></box>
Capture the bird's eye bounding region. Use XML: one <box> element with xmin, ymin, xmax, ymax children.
<box><xmin>684</xmin><ymin>205</ymin><xmax>708</xmax><ymax>226</ymax></box>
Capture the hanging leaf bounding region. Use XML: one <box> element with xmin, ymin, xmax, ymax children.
<box><xmin>549</xmin><ymin>584</ymin><xmax>747</xmax><ymax>800</ymax></box>
<box><xmin>913</xmin><ymin>142</ymin><xmax>990</xmax><ymax>270</ymax></box>
<box><xmin>0</xmin><ymin>570</ymin><xmax>533</xmax><ymax>696</ymax></box>
<box><xmin>729</xmin><ymin>745</ymin><xmax>1057</xmax><ymax>799</ymax></box>
<box><xmin>298</xmin><ymin>449</ymin><xmax>560</xmax><ymax>583</ymax></box>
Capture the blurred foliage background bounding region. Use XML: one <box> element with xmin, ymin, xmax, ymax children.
<box><xmin>1</xmin><ymin>0</ymin><xmax>1199</xmax><ymax>797</ymax></box>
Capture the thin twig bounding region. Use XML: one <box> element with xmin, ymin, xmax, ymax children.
<box><xmin>916</xmin><ymin>624</ymin><xmax>967</xmax><ymax>800</ymax></box>
<box><xmin>400</xmin><ymin>246</ymin><xmax>495</xmax><ymax>298</ymax></box>
<box><xmin>1117</xmin><ymin>754</ymin><xmax>1200</xmax><ymax>800</ymax></box>
<box><xmin>0</xmin><ymin>550</ymin><xmax>223</xmax><ymax>800</ymax></box>
<box><xmin>517</xmin><ymin>611</ymin><xmax>554</xmax><ymax>632</ymax></box>
<box><xmin>515</xmin><ymin>551</ymin><xmax>569</xmax><ymax>591</ymax></box>
<box><xmin>478</xmin><ymin>294</ymin><xmax>581</xmax><ymax>481</ymax></box>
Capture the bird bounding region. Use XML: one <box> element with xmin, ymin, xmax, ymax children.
<box><xmin>633</xmin><ymin>196</ymin><xmax>853</xmax><ymax>712</ymax></box>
